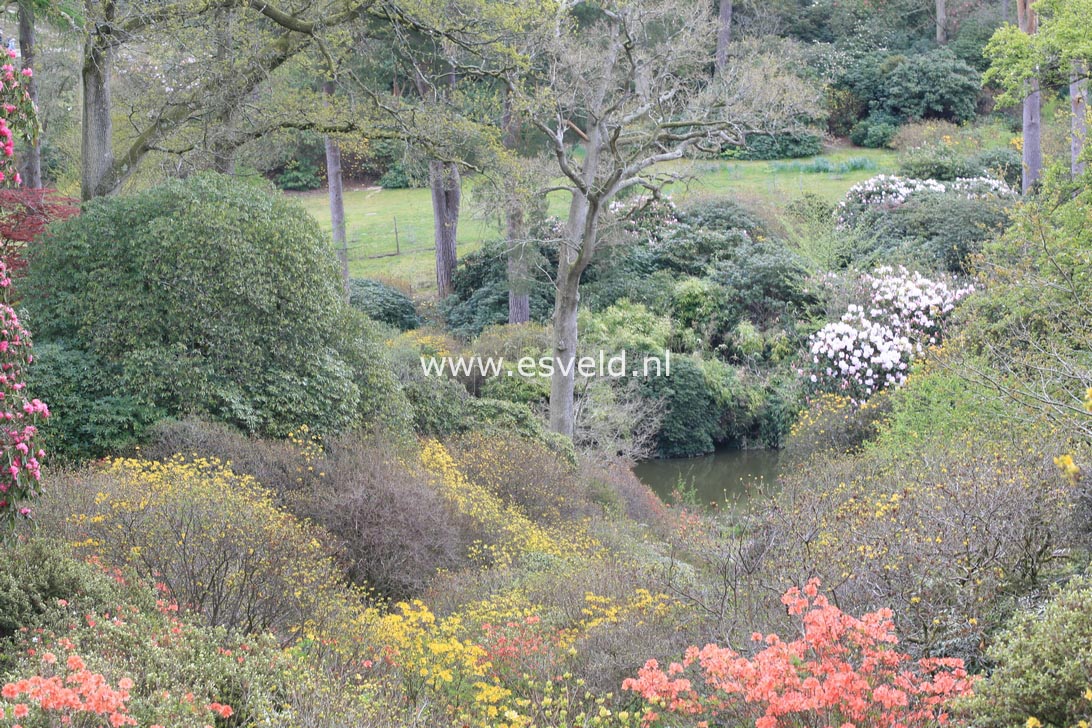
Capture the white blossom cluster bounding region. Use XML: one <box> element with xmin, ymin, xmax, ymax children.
<box><xmin>838</xmin><ymin>174</ymin><xmax>1017</xmax><ymax>227</ymax></box>
<box><xmin>802</xmin><ymin>266</ymin><xmax>973</xmax><ymax>400</ymax></box>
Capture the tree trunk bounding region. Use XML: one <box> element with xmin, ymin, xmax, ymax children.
<box><xmin>1022</xmin><ymin>81</ymin><xmax>1042</xmax><ymax>192</ymax></box>
<box><xmin>714</xmin><ymin>0</ymin><xmax>733</xmax><ymax>73</ymax></box>
<box><xmin>936</xmin><ymin>0</ymin><xmax>948</xmax><ymax>44</ymax></box>
<box><xmin>81</xmin><ymin>25</ymin><xmax>117</xmax><ymax>200</ymax></box>
<box><xmin>1018</xmin><ymin>0</ymin><xmax>1041</xmax><ymax>193</ymax></box>
<box><xmin>429</xmin><ymin>160</ymin><xmax>460</xmax><ymax>298</ymax></box>
<box><xmin>17</xmin><ymin>1</ymin><xmax>40</xmax><ymax>188</ymax></box>
<box><xmin>1002</xmin><ymin>0</ymin><xmax>1010</xmax><ymax>23</ymax></box>
<box><xmin>1072</xmin><ymin>65</ymin><xmax>1088</xmax><ymax>177</ymax></box>
<box><xmin>323</xmin><ymin>81</ymin><xmax>349</xmax><ymax>298</ymax></box>
<box><xmin>502</xmin><ymin>92</ymin><xmax>530</xmax><ymax>324</ymax></box>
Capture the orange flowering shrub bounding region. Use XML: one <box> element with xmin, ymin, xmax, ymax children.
<box><xmin>623</xmin><ymin>579</ymin><xmax>974</xmax><ymax>728</ymax></box>
<box><xmin>1</xmin><ymin>652</ymin><xmax>139</xmax><ymax>728</ymax></box>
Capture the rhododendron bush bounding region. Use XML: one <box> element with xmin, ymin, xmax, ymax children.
<box><xmin>838</xmin><ymin>174</ymin><xmax>1016</xmax><ymax>228</ymax></box>
<box><xmin>0</xmin><ymin>48</ymin><xmax>37</xmax><ymax>189</ymax></box>
<box><xmin>802</xmin><ymin>267</ymin><xmax>972</xmax><ymax>400</ymax></box>
<box><xmin>0</xmin><ymin>258</ymin><xmax>48</xmax><ymax>532</ymax></box>
<box><xmin>623</xmin><ymin>579</ymin><xmax>974</xmax><ymax>728</ymax></box>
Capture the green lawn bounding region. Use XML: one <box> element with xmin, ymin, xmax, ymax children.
<box><xmin>294</xmin><ymin>147</ymin><xmax>896</xmax><ymax>293</ymax></box>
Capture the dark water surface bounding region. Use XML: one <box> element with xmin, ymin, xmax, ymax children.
<box><xmin>633</xmin><ymin>448</ymin><xmax>782</xmax><ymax>509</ymax></box>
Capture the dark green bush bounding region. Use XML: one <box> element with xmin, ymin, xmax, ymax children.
<box><xmin>24</xmin><ymin>173</ymin><xmax>410</xmax><ymax>458</ymax></box>
<box><xmin>30</xmin><ymin>342</ymin><xmax>164</xmax><ymax>463</ymax></box>
<box><xmin>348</xmin><ymin>278</ymin><xmax>421</xmax><ymax>330</ymax></box>
<box><xmin>869</xmin><ymin>190</ymin><xmax>1011</xmax><ymax>272</ymax></box>
<box><xmin>274</xmin><ymin>160</ymin><xmax>323</xmax><ymax>191</ymax></box>
<box><xmin>725</xmin><ymin>133</ymin><xmax>823</xmax><ymax>160</ymax></box>
<box><xmin>897</xmin><ymin>145</ymin><xmax>984</xmax><ymax>180</ymax></box>
<box><xmin>712</xmin><ymin>241</ymin><xmax>815</xmax><ymax>328</ymax></box>
<box><xmin>881</xmin><ymin>50</ymin><xmax>980</xmax><ymax>123</ymax></box>
<box><xmin>640</xmin><ymin>355</ymin><xmax>721</xmax><ymax>458</ymax></box>
<box><xmin>969</xmin><ymin>147</ymin><xmax>1022</xmax><ymax>187</ymax></box>
<box><xmin>849</xmin><ymin>114</ymin><xmax>899</xmax><ymax>148</ymax></box>
<box><xmin>442</xmin><ymin>239</ymin><xmax>554</xmax><ymax>338</ymax></box>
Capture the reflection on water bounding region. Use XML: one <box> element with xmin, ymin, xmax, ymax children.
<box><xmin>632</xmin><ymin>449</ymin><xmax>782</xmax><ymax>510</ymax></box>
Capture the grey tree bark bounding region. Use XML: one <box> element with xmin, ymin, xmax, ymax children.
<box><xmin>548</xmin><ymin>122</ymin><xmax>602</xmax><ymax>437</ymax></box>
<box><xmin>17</xmin><ymin>1</ymin><xmax>41</xmax><ymax>188</ymax></box>
<box><xmin>502</xmin><ymin>92</ymin><xmax>530</xmax><ymax>324</ymax></box>
<box><xmin>714</xmin><ymin>0</ymin><xmax>733</xmax><ymax>72</ymax></box>
<box><xmin>1072</xmin><ymin>65</ymin><xmax>1088</xmax><ymax>177</ymax></box>
<box><xmin>81</xmin><ymin>2</ymin><xmax>117</xmax><ymax>201</ymax></box>
<box><xmin>1018</xmin><ymin>0</ymin><xmax>1041</xmax><ymax>192</ymax></box>
<box><xmin>323</xmin><ymin>80</ymin><xmax>350</xmax><ymax>299</ymax></box>
<box><xmin>936</xmin><ymin>0</ymin><xmax>948</xmax><ymax>44</ymax></box>
<box><xmin>429</xmin><ymin>160</ymin><xmax>460</xmax><ymax>299</ymax></box>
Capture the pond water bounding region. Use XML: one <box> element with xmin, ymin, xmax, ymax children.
<box><xmin>633</xmin><ymin>448</ymin><xmax>783</xmax><ymax>510</ymax></box>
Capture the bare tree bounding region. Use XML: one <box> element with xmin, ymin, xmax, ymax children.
<box><xmin>714</xmin><ymin>0</ymin><xmax>733</xmax><ymax>72</ymax></box>
<box><xmin>506</xmin><ymin>3</ymin><xmax>818</xmax><ymax>436</ymax></box>
<box><xmin>324</xmin><ymin>81</ymin><xmax>350</xmax><ymax>298</ymax></box>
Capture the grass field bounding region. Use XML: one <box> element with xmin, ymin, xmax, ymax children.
<box><xmin>294</xmin><ymin>147</ymin><xmax>896</xmax><ymax>293</ymax></box>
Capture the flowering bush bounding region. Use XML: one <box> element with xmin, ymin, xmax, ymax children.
<box><xmin>0</xmin><ymin>48</ymin><xmax>38</xmax><ymax>188</ymax></box>
<box><xmin>0</xmin><ymin>259</ymin><xmax>48</xmax><ymax>533</ymax></box>
<box><xmin>801</xmin><ymin>267</ymin><xmax>972</xmax><ymax>399</ymax></box>
<box><xmin>41</xmin><ymin>456</ymin><xmax>370</xmax><ymax>641</ymax></box>
<box><xmin>623</xmin><ymin>579</ymin><xmax>974</xmax><ymax>728</ymax></box>
<box><xmin>838</xmin><ymin>174</ymin><xmax>1015</xmax><ymax>228</ymax></box>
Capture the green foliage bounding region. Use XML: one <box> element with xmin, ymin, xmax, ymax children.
<box><xmin>29</xmin><ymin>342</ymin><xmax>164</xmax><ymax>464</ymax></box>
<box><xmin>849</xmin><ymin>114</ymin><xmax>899</xmax><ymax>148</ymax></box>
<box><xmin>0</xmin><ymin>539</ymin><xmax>121</xmax><ymax>646</ymax></box>
<box><xmin>275</xmin><ymin>159</ymin><xmax>324</xmax><ymax>191</ymax></box>
<box><xmin>640</xmin><ymin>354</ymin><xmax>720</xmax><ymax>458</ymax></box>
<box><xmin>969</xmin><ymin>147</ymin><xmax>1023</xmax><ymax>188</ymax></box>
<box><xmin>579</xmin><ymin>300</ymin><xmax>675</xmax><ymax>355</ymax></box>
<box><xmin>670</xmin><ymin>277</ymin><xmax>740</xmax><ymax>353</ymax></box>
<box><xmin>769</xmin><ymin>156</ymin><xmax>877</xmax><ymax>174</ymax></box>
<box><xmin>348</xmin><ymin>277</ymin><xmax>421</xmax><ymax>330</ymax></box>
<box><xmin>961</xmin><ymin>577</ymin><xmax>1092</xmax><ymax>728</ymax></box>
<box><xmin>723</xmin><ymin>132</ymin><xmax>823</xmax><ymax>161</ymax></box>
<box><xmin>838</xmin><ymin>50</ymin><xmax>980</xmax><ymax>141</ymax></box>
<box><xmin>24</xmin><ymin>174</ymin><xmax>410</xmax><ymax>456</ymax></box>
<box><xmin>442</xmin><ymin>239</ymin><xmax>554</xmax><ymax>339</ymax></box>
<box><xmin>711</xmin><ymin>240</ymin><xmax>815</xmax><ymax>328</ymax></box>
<box><xmin>897</xmin><ymin>144</ymin><xmax>984</xmax><ymax>180</ymax></box>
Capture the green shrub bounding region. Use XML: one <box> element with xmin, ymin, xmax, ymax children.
<box><xmin>24</xmin><ymin>174</ymin><xmax>410</xmax><ymax>456</ymax></box>
<box><xmin>274</xmin><ymin>159</ymin><xmax>323</xmax><ymax>191</ymax></box>
<box><xmin>30</xmin><ymin>342</ymin><xmax>164</xmax><ymax>463</ymax></box>
<box><xmin>442</xmin><ymin>239</ymin><xmax>554</xmax><ymax>338</ymax></box>
<box><xmin>712</xmin><ymin>241</ymin><xmax>815</xmax><ymax>328</ymax></box>
<box><xmin>348</xmin><ymin>277</ymin><xmax>421</xmax><ymax>330</ymax></box>
<box><xmin>724</xmin><ymin>132</ymin><xmax>823</xmax><ymax>160</ymax></box>
<box><xmin>897</xmin><ymin>145</ymin><xmax>984</xmax><ymax>181</ymax></box>
<box><xmin>960</xmin><ymin>577</ymin><xmax>1092</xmax><ymax>728</ymax></box>
<box><xmin>969</xmin><ymin>147</ymin><xmax>1022</xmax><ymax>187</ymax></box>
<box><xmin>870</xmin><ymin>190</ymin><xmax>1011</xmax><ymax>272</ymax></box>
<box><xmin>640</xmin><ymin>354</ymin><xmax>721</xmax><ymax>458</ymax></box>
<box><xmin>670</xmin><ymin>277</ymin><xmax>740</xmax><ymax>353</ymax></box>
<box><xmin>850</xmin><ymin>114</ymin><xmax>899</xmax><ymax>148</ymax></box>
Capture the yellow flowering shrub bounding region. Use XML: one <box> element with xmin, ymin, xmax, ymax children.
<box><xmin>420</xmin><ymin>440</ymin><xmax>594</xmax><ymax>567</ymax></box>
<box><xmin>42</xmin><ymin>456</ymin><xmax>376</xmax><ymax>645</ymax></box>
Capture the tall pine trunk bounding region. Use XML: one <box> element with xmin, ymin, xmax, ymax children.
<box><xmin>81</xmin><ymin>4</ymin><xmax>117</xmax><ymax>201</ymax></box>
<box><xmin>17</xmin><ymin>1</ymin><xmax>40</xmax><ymax>188</ymax></box>
<box><xmin>502</xmin><ymin>92</ymin><xmax>530</xmax><ymax>323</ymax></box>
<box><xmin>1072</xmin><ymin>65</ymin><xmax>1088</xmax><ymax>177</ymax></box>
<box><xmin>323</xmin><ymin>81</ymin><xmax>349</xmax><ymax>298</ymax></box>
<box><xmin>429</xmin><ymin>160</ymin><xmax>460</xmax><ymax>299</ymax></box>
<box><xmin>714</xmin><ymin>0</ymin><xmax>733</xmax><ymax>72</ymax></box>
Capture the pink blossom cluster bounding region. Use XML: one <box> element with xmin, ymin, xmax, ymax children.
<box><xmin>0</xmin><ymin>47</ymin><xmax>36</xmax><ymax>188</ymax></box>
<box><xmin>801</xmin><ymin>267</ymin><xmax>972</xmax><ymax>400</ymax></box>
<box><xmin>623</xmin><ymin>579</ymin><xmax>974</xmax><ymax>728</ymax></box>
<box><xmin>0</xmin><ymin>260</ymin><xmax>49</xmax><ymax>530</ymax></box>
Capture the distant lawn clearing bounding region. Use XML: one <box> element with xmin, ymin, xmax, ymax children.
<box><xmin>294</xmin><ymin>147</ymin><xmax>896</xmax><ymax>293</ymax></box>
